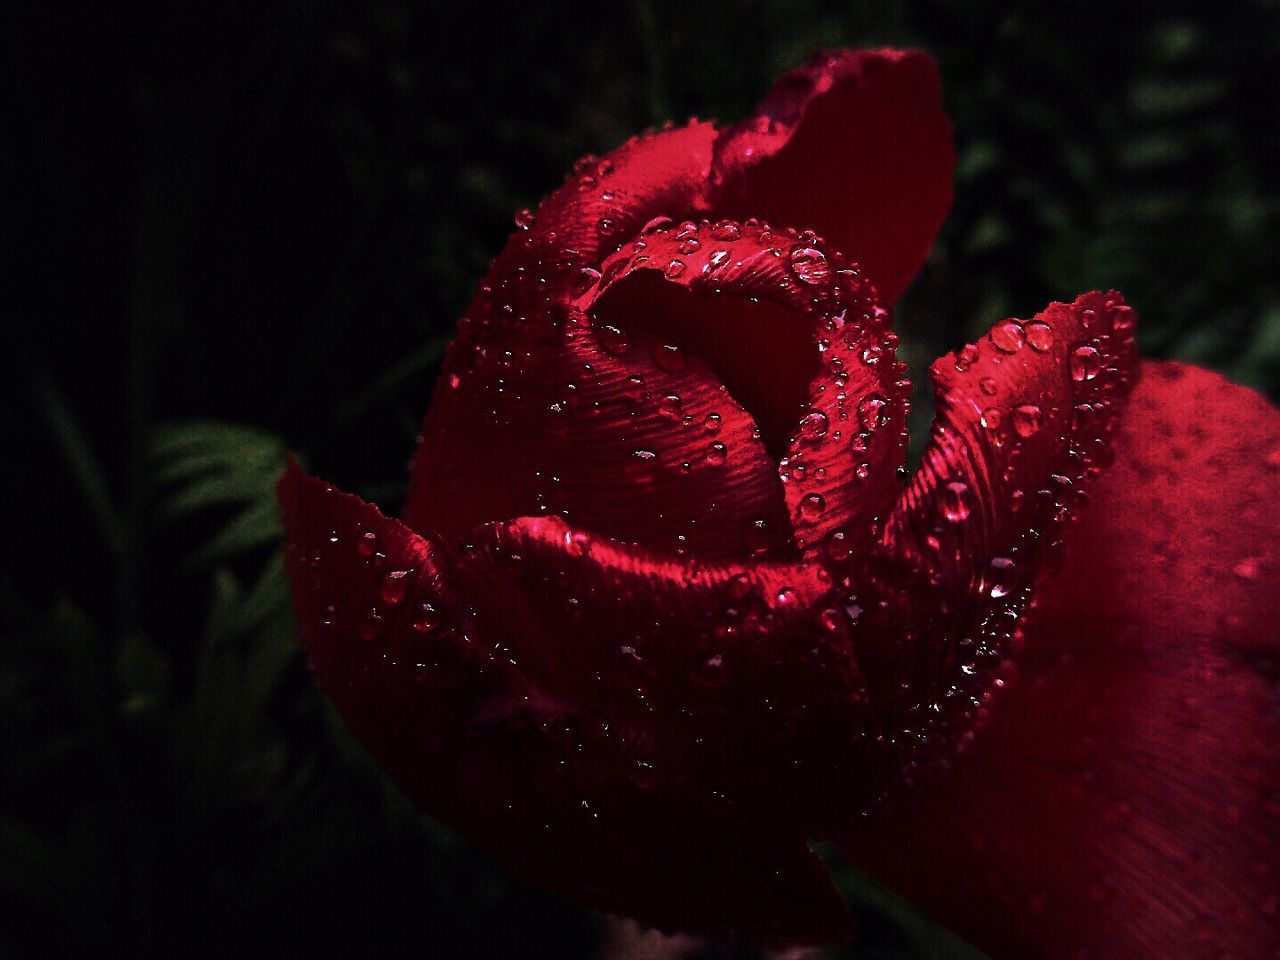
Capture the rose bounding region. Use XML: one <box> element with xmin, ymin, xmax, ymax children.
<box><xmin>279</xmin><ymin>49</ymin><xmax>1280</xmax><ymax>958</ymax></box>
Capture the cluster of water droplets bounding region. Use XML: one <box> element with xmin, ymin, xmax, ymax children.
<box><xmin>837</xmin><ymin>292</ymin><xmax>1139</xmax><ymax>803</ymax></box>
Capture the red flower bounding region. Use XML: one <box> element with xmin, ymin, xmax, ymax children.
<box><xmin>279</xmin><ymin>49</ymin><xmax>1280</xmax><ymax>957</ymax></box>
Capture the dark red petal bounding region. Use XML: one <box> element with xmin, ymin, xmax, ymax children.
<box><xmin>404</xmin><ymin>122</ymin><xmax>718</xmax><ymax>541</ymax></box>
<box><xmin>838</xmin><ymin>362</ymin><xmax>1280</xmax><ymax>959</ymax></box>
<box><xmin>579</xmin><ymin>219</ymin><xmax>910</xmax><ymax>563</ymax></box>
<box><xmin>281</xmin><ymin>459</ymin><xmax>857</xmax><ymax>946</ymax></box>
<box><xmin>842</xmin><ymin>293</ymin><xmax>1138</xmax><ymax>790</ymax></box>
<box><xmin>711</xmin><ymin>49</ymin><xmax>954</xmax><ymax>304</ymax></box>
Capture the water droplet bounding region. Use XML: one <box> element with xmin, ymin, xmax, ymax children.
<box><xmin>789</xmin><ymin>246</ymin><xmax>830</xmax><ymax>285</ymax></box>
<box><xmin>797</xmin><ymin>410</ymin><xmax>829</xmax><ymax>442</ymax></box>
<box><xmin>942</xmin><ymin>481</ymin><xmax>971</xmax><ymax>523</ymax></box>
<box><xmin>573</xmin><ymin>267</ymin><xmax>602</xmax><ymax>297</ymax></box>
<box><xmin>955</xmin><ymin>344</ymin><xmax>980</xmax><ymax>371</ymax></box>
<box><xmin>629</xmin><ymin>449</ymin><xmax>659</xmax><ymax>483</ymax></box>
<box><xmin>990</xmin><ymin>321</ymin><xmax>1025</xmax><ymax>354</ymax></box>
<box><xmin>705</xmin><ymin>442</ymin><xmax>727</xmax><ymax>466</ymax></box>
<box><xmin>775</xmin><ymin>586</ymin><xmax>798</xmax><ymax>607</ymax></box>
<box><xmin>641</xmin><ymin>215</ymin><xmax>673</xmax><ymax>235</ymax></box>
<box><xmin>798</xmin><ymin>492</ymin><xmax>826</xmax><ymax>521</ymax></box>
<box><xmin>380</xmin><ymin>570</ymin><xmax>411</xmax><ymax>606</ymax></box>
<box><xmin>411</xmin><ymin>602</ymin><xmax>439</xmax><ymax>633</ymax></box>
<box><xmin>664</xmin><ymin>258</ymin><xmax>686</xmax><ymax>278</ymax></box>
<box><xmin>857</xmin><ymin>394</ymin><xmax>889</xmax><ymax>431</ymax></box>
<box><xmin>824</xmin><ymin>530</ymin><xmax>851</xmax><ymax>562</ymax></box>
<box><xmin>745</xmin><ymin>519</ymin><xmax>771</xmax><ymax>555</ymax></box>
<box><xmin>989</xmin><ymin>556</ymin><xmax>1014</xmax><ymax>598</ymax></box>
<box><xmin>1024</xmin><ymin>321</ymin><xmax>1054</xmax><ymax>352</ymax></box>
<box><xmin>980</xmin><ymin>407</ymin><xmax>1003</xmax><ymax>430</ymax></box>
<box><xmin>980</xmin><ymin>376</ymin><xmax>998</xmax><ymax>396</ymax></box>
<box><xmin>357</xmin><ymin>531</ymin><xmax>379</xmax><ymax>557</ymax></box>
<box><xmin>1012</xmin><ymin>404</ymin><xmax>1042</xmax><ymax>437</ymax></box>
<box><xmin>678</xmin><ymin>237</ymin><xmax>700</xmax><ymax>255</ymax></box>
<box><xmin>514</xmin><ymin>208</ymin><xmax>536</xmax><ymax>230</ymax></box>
<box><xmin>703</xmin><ymin>412</ymin><xmax>722</xmax><ymax>433</ymax></box>
<box><xmin>711</xmin><ymin>220</ymin><xmax>741</xmax><ymax>241</ymax></box>
<box><xmin>1071</xmin><ymin>345</ymin><xmax>1101</xmax><ymax>382</ymax></box>
<box><xmin>653</xmin><ymin>343</ymin><xmax>687</xmax><ymax>373</ymax></box>
<box><xmin>596</xmin><ymin>323</ymin><xmax>631</xmax><ymax>355</ymax></box>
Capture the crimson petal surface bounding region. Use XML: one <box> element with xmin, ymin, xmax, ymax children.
<box><xmin>840</xmin><ymin>361</ymin><xmax>1280</xmax><ymax>959</ymax></box>
<box><xmin>281</xmin><ymin>459</ymin><xmax>860</xmax><ymax>946</ymax></box>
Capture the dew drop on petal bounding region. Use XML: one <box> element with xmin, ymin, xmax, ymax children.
<box><xmin>796</xmin><ymin>409</ymin><xmax>829</xmax><ymax>442</ymax></box>
<box><xmin>990</xmin><ymin>321</ymin><xmax>1025</xmax><ymax>354</ymax></box>
<box><xmin>857</xmin><ymin>394</ymin><xmax>889</xmax><ymax>431</ymax></box>
<box><xmin>711</xmin><ymin>220</ymin><xmax>741</xmax><ymax>241</ymax></box>
<box><xmin>1012</xmin><ymin>403</ymin><xmax>1042</xmax><ymax>437</ymax></box>
<box><xmin>1024</xmin><ymin>321</ymin><xmax>1054</xmax><ymax>352</ymax></box>
<box><xmin>705</xmin><ymin>442</ymin><xmax>728</xmax><ymax>466</ymax></box>
<box><xmin>824</xmin><ymin>529</ymin><xmax>851</xmax><ymax>562</ymax></box>
<box><xmin>411</xmin><ymin>602</ymin><xmax>440</xmax><ymax>633</ymax></box>
<box><xmin>380</xmin><ymin>570</ymin><xmax>411</xmax><ymax>606</ymax></box>
<box><xmin>1071</xmin><ymin>345</ymin><xmax>1101</xmax><ymax>382</ymax></box>
<box><xmin>654</xmin><ymin>342</ymin><xmax>687</xmax><ymax>373</ymax></box>
<box><xmin>798</xmin><ymin>492</ymin><xmax>826</xmax><ymax>521</ymax></box>
<box><xmin>597</xmin><ymin>323</ymin><xmax>631</xmax><ymax>356</ymax></box>
<box><xmin>942</xmin><ymin>481</ymin><xmax>971</xmax><ymax>523</ymax></box>
<box><xmin>789</xmin><ymin>246</ymin><xmax>830</xmax><ymax>285</ymax></box>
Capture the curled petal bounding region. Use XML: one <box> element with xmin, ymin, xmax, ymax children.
<box><xmin>840</xmin><ymin>362</ymin><xmax>1280</xmax><ymax>959</ymax></box>
<box><xmin>280</xmin><ymin>459</ymin><xmax>859</xmax><ymax>946</ymax></box>
<box><xmin>846</xmin><ymin>292</ymin><xmax>1138</xmax><ymax>791</ymax></box>
<box><xmin>711</xmin><ymin>49</ymin><xmax>954</xmax><ymax>304</ymax></box>
<box><xmin>404</xmin><ymin>122</ymin><xmax>718</xmax><ymax>539</ymax></box>
<box><xmin>579</xmin><ymin>219</ymin><xmax>910</xmax><ymax>562</ymax></box>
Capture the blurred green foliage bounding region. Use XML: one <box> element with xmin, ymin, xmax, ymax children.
<box><xmin>5</xmin><ymin>1</ymin><xmax>1279</xmax><ymax>957</ymax></box>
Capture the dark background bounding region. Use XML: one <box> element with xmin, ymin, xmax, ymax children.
<box><xmin>4</xmin><ymin>2</ymin><xmax>1279</xmax><ymax>957</ymax></box>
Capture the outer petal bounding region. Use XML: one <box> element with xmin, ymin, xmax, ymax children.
<box><xmin>839</xmin><ymin>362</ymin><xmax>1280</xmax><ymax>958</ymax></box>
<box><xmin>711</xmin><ymin>49</ymin><xmax>955</xmax><ymax>304</ymax></box>
<box><xmin>280</xmin><ymin>459</ymin><xmax>859</xmax><ymax>946</ymax></box>
<box><xmin>837</xmin><ymin>293</ymin><xmax>1138</xmax><ymax>800</ymax></box>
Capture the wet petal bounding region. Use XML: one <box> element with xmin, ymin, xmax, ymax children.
<box><xmin>711</xmin><ymin>49</ymin><xmax>954</xmax><ymax>304</ymax></box>
<box><xmin>578</xmin><ymin>219</ymin><xmax>910</xmax><ymax>563</ymax></box>
<box><xmin>280</xmin><ymin>459</ymin><xmax>857</xmax><ymax>946</ymax></box>
<box><xmin>404</xmin><ymin>122</ymin><xmax>718</xmax><ymax>540</ymax></box>
<box><xmin>839</xmin><ymin>361</ymin><xmax>1280</xmax><ymax>959</ymax></box>
<box><xmin>847</xmin><ymin>292</ymin><xmax>1138</xmax><ymax>787</ymax></box>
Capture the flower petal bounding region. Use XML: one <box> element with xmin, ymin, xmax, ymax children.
<box><xmin>578</xmin><ymin>219</ymin><xmax>911</xmax><ymax>563</ymax></box>
<box><xmin>711</xmin><ymin>49</ymin><xmax>954</xmax><ymax>304</ymax></box>
<box><xmin>281</xmin><ymin>459</ymin><xmax>857</xmax><ymax>946</ymax></box>
<box><xmin>838</xmin><ymin>361</ymin><xmax>1280</xmax><ymax>959</ymax></box>
<box><xmin>403</xmin><ymin>122</ymin><xmax>718</xmax><ymax>541</ymax></box>
<box><xmin>845</xmin><ymin>292</ymin><xmax>1138</xmax><ymax>788</ymax></box>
